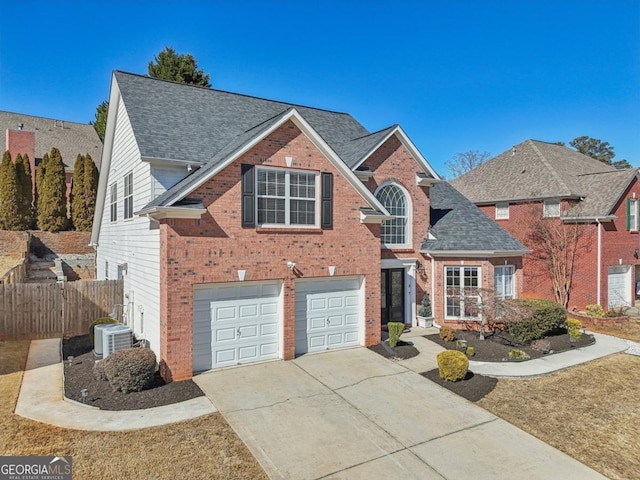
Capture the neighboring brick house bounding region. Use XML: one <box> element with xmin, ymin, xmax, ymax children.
<box><xmin>0</xmin><ymin>111</ymin><xmax>102</xmax><ymax>198</ymax></box>
<box><xmin>91</xmin><ymin>71</ymin><xmax>527</xmax><ymax>381</ymax></box>
<box><xmin>452</xmin><ymin>139</ymin><xmax>640</xmax><ymax>311</ymax></box>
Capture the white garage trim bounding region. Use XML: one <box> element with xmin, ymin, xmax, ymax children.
<box><xmin>193</xmin><ymin>280</ymin><xmax>283</xmax><ymax>371</ymax></box>
<box><xmin>608</xmin><ymin>265</ymin><xmax>632</xmax><ymax>308</ymax></box>
<box><xmin>295</xmin><ymin>276</ymin><xmax>364</xmax><ymax>355</ymax></box>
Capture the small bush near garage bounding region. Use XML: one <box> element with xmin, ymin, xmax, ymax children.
<box><xmin>439</xmin><ymin>326</ymin><xmax>457</xmax><ymax>342</ymax></box>
<box><xmin>437</xmin><ymin>350</ymin><xmax>468</xmax><ymax>382</ymax></box>
<box><xmin>89</xmin><ymin>316</ymin><xmax>119</xmax><ymax>343</ymax></box>
<box><xmin>387</xmin><ymin>322</ymin><xmax>404</xmax><ymax>348</ymax></box>
<box><xmin>507</xmin><ymin>299</ymin><xmax>566</xmax><ymax>344</ymax></box>
<box><xmin>585</xmin><ymin>304</ymin><xmax>605</xmax><ymax>318</ymax></box>
<box><xmin>103</xmin><ymin>347</ymin><xmax>157</xmax><ymax>393</ymax></box>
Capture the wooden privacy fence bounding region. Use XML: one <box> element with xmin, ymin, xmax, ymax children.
<box><xmin>0</xmin><ymin>279</ymin><xmax>123</xmax><ymax>341</ymax></box>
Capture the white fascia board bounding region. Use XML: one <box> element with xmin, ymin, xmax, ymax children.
<box><xmin>416</xmin><ymin>174</ymin><xmax>442</xmax><ymax>186</ymax></box>
<box><xmin>419</xmin><ymin>249</ymin><xmax>531</xmax><ymax>257</ymax></box>
<box><xmin>351</xmin><ymin>126</ymin><xmax>441</xmax><ymax>180</ymax></box>
<box><xmin>360</xmin><ymin>211</ymin><xmax>393</xmax><ymax>224</ymax></box>
<box><xmin>355</xmin><ymin>170</ymin><xmax>375</xmax><ymax>181</ymax></box>
<box><xmin>138</xmin><ymin>206</ymin><xmax>207</xmax><ymax>220</ymax></box>
<box><xmin>159</xmin><ymin>108</ymin><xmax>390</xmax><ymax>216</ymax></box>
<box><xmin>90</xmin><ymin>74</ymin><xmax>121</xmax><ymax>246</ymax></box>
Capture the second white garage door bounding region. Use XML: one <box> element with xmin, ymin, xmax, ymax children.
<box><xmin>295</xmin><ymin>276</ymin><xmax>363</xmax><ymax>355</ymax></box>
<box><xmin>193</xmin><ymin>281</ymin><xmax>282</xmax><ymax>371</ymax></box>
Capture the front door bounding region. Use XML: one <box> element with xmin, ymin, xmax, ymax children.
<box><xmin>381</xmin><ymin>269</ymin><xmax>405</xmax><ymax>325</ymax></box>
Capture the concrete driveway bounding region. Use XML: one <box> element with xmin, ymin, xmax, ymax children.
<box><xmin>194</xmin><ymin>348</ymin><xmax>605</xmax><ymax>480</ymax></box>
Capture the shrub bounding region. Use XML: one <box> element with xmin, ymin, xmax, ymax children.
<box><xmin>585</xmin><ymin>304</ymin><xmax>605</xmax><ymax>318</ymax></box>
<box><xmin>387</xmin><ymin>322</ymin><xmax>404</xmax><ymax>348</ymax></box>
<box><xmin>418</xmin><ymin>293</ymin><xmax>432</xmax><ymax>317</ymax></box>
<box><xmin>92</xmin><ymin>360</ymin><xmax>107</xmax><ymax>381</ymax></box>
<box><xmin>102</xmin><ymin>347</ymin><xmax>157</xmax><ymax>393</ymax></box>
<box><xmin>507</xmin><ymin>299</ymin><xmax>566</xmax><ymax>344</ymax></box>
<box><xmin>466</xmin><ymin>346</ymin><xmax>475</xmax><ymax>357</ymax></box>
<box><xmin>605</xmin><ymin>305</ymin><xmax>629</xmax><ymax>318</ymax></box>
<box><xmin>567</xmin><ymin>318</ymin><xmax>582</xmax><ymax>342</ymax></box>
<box><xmin>89</xmin><ymin>317</ymin><xmax>119</xmax><ymax>343</ymax></box>
<box><xmin>531</xmin><ymin>339</ymin><xmax>551</xmax><ymax>354</ymax></box>
<box><xmin>508</xmin><ymin>348</ymin><xmax>530</xmax><ymax>361</ymax></box>
<box><xmin>455</xmin><ymin>339</ymin><xmax>467</xmax><ymax>351</ymax></box>
<box><xmin>437</xmin><ymin>350</ymin><xmax>469</xmax><ymax>381</ymax></box>
<box><xmin>439</xmin><ymin>326</ymin><xmax>457</xmax><ymax>342</ymax></box>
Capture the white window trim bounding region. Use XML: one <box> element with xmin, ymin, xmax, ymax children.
<box><xmin>495</xmin><ymin>202</ymin><xmax>509</xmax><ymax>220</ymax></box>
<box><xmin>109</xmin><ymin>182</ymin><xmax>117</xmax><ymax>223</ymax></box>
<box><xmin>494</xmin><ymin>265</ymin><xmax>515</xmax><ymax>299</ymax></box>
<box><xmin>375</xmin><ymin>181</ymin><xmax>412</xmax><ymax>249</ymax></box>
<box><xmin>444</xmin><ymin>266</ymin><xmax>481</xmax><ymax>320</ymax></box>
<box><xmin>630</xmin><ymin>198</ymin><xmax>638</xmax><ymax>232</ymax></box>
<box><xmin>255</xmin><ymin>166</ymin><xmax>319</xmax><ymax>228</ymax></box>
<box><xmin>123</xmin><ymin>171</ymin><xmax>134</xmax><ymax>220</ymax></box>
<box><xmin>543</xmin><ymin>199</ymin><xmax>561</xmax><ymax>218</ymax></box>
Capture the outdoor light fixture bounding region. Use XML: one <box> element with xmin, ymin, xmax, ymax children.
<box><xmin>634</xmin><ymin>248</ymin><xmax>639</xmax><ymax>259</ymax></box>
<box><xmin>67</xmin><ymin>356</ymin><xmax>74</xmax><ymax>365</ymax></box>
<box><xmin>81</xmin><ymin>389</ymin><xmax>88</xmax><ymax>404</ymax></box>
<box><xmin>287</xmin><ymin>261</ymin><xmax>296</xmax><ymax>271</ymax></box>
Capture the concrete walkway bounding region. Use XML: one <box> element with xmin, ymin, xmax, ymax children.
<box><xmin>194</xmin><ymin>347</ymin><xmax>605</xmax><ymax>479</ymax></box>
<box><xmin>15</xmin><ymin>338</ymin><xmax>216</xmax><ymax>431</ymax></box>
<box><xmin>399</xmin><ymin>327</ymin><xmax>633</xmax><ymax>377</ymax></box>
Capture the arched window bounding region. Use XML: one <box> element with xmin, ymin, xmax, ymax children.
<box><xmin>376</xmin><ymin>183</ymin><xmax>410</xmax><ymax>246</ymax></box>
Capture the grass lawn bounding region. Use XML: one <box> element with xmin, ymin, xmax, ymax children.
<box><xmin>478</xmin><ymin>352</ymin><xmax>640</xmax><ymax>480</ymax></box>
<box><xmin>0</xmin><ymin>340</ymin><xmax>267</xmax><ymax>480</ymax></box>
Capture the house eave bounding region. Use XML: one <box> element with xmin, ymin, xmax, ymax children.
<box><xmin>473</xmin><ymin>194</ymin><xmax>583</xmax><ymax>206</ymax></box>
<box><xmin>360</xmin><ymin>211</ymin><xmax>393</xmax><ymax>224</ymax></box>
<box><xmin>137</xmin><ymin>206</ymin><xmax>207</xmax><ymax>220</ymax></box>
<box><xmin>355</xmin><ymin>170</ymin><xmax>375</xmax><ymax>181</ymax></box>
<box><xmin>416</xmin><ymin>174</ymin><xmax>442</xmax><ymax>187</ymax></box>
<box><xmin>419</xmin><ymin>249</ymin><xmax>531</xmax><ymax>258</ymax></box>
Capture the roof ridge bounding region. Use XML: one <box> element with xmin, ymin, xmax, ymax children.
<box><xmin>114</xmin><ymin>70</ymin><xmax>356</xmax><ymax>117</ymax></box>
<box><xmin>347</xmin><ymin>125</ymin><xmax>397</xmax><ymax>142</ymax></box>
<box><xmin>527</xmin><ymin>139</ymin><xmax>573</xmax><ymax>195</ymax></box>
<box><xmin>0</xmin><ymin>110</ymin><xmax>94</xmax><ymax>127</ymax></box>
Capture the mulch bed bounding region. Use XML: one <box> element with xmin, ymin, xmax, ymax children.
<box><xmin>368</xmin><ymin>340</ymin><xmax>420</xmax><ymax>360</ymax></box>
<box><xmin>425</xmin><ymin>329</ymin><xmax>595</xmax><ymax>362</ymax></box>
<box><xmin>62</xmin><ymin>335</ymin><xmax>204</xmax><ymax>411</ymax></box>
<box><xmin>421</xmin><ymin>370</ymin><xmax>498</xmax><ymax>402</ymax></box>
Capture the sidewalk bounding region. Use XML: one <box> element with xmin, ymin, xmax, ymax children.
<box><xmin>14</xmin><ymin>338</ymin><xmax>216</xmax><ymax>432</ymax></box>
<box><xmin>400</xmin><ymin>327</ymin><xmax>633</xmax><ymax>377</ymax></box>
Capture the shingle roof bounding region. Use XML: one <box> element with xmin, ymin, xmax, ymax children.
<box><xmin>114</xmin><ymin>71</ymin><xmax>370</xmax><ymax>165</ymax></box>
<box><xmin>0</xmin><ymin>110</ymin><xmax>103</xmax><ymax>171</ymax></box>
<box><xmin>451</xmin><ymin>139</ymin><xmax>637</xmax><ymax>218</ymax></box>
<box><xmin>421</xmin><ymin>182</ymin><xmax>528</xmax><ymax>253</ymax></box>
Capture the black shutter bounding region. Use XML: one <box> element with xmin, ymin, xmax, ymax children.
<box><xmin>321</xmin><ymin>172</ymin><xmax>333</xmax><ymax>229</ymax></box>
<box><xmin>241</xmin><ymin>164</ymin><xmax>255</xmax><ymax>227</ymax></box>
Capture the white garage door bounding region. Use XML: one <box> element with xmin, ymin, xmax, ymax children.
<box><xmin>193</xmin><ymin>281</ymin><xmax>281</xmax><ymax>371</ymax></box>
<box><xmin>608</xmin><ymin>265</ymin><xmax>631</xmax><ymax>308</ymax></box>
<box><xmin>295</xmin><ymin>276</ymin><xmax>362</xmax><ymax>355</ymax></box>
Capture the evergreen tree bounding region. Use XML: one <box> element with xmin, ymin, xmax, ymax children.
<box><xmin>0</xmin><ymin>151</ymin><xmax>20</xmax><ymax>230</ymax></box>
<box><xmin>37</xmin><ymin>147</ymin><xmax>68</xmax><ymax>232</ymax></box>
<box><xmin>14</xmin><ymin>153</ymin><xmax>34</xmax><ymax>229</ymax></box>
<box><xmin>82</xmin><ymin>153</ymin><xmax>99</xmax><ymax>231</ymax></box>
<box><xmin>91</xmin><ymin>100</ymin><xmax>108</xmax><ymax>142</ymax></box>
<box><xmin>70</xmin><ymin>154</ymin><xmax>85</xmax><ymax>230</ymax></box>
<box><xmin>35</xmin><ymin>152</ymin><xmax>48</xmax><ymax>219</ymax></box>
<box><xmin>148</xmin><ymin>46</ymin><xmax>211</xmax><ymax>87</ymax></box>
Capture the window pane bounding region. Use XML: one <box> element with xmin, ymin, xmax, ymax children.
<box><xmin>544</xmin><ymin>199</ymin><xmax>560</xmax><ymax>217</ymax></box>
<box><xmin>289</xmin><ymin>199</ymin><xmax>315</xmax><ymax>225</ymax></box>
<box><xmin>376</xmin><ymin>184</ymin><xmax>408</xmax><ymax>245</ymax></box>
<box><xmin>290</xmin><ymin>173</ymin><xmax>315</xmax><ymax>199</ymax></box>
<box><xmin>258</xmin><ymin>198</ymin><xmax>285</xmax><ymax>224</ymax></box>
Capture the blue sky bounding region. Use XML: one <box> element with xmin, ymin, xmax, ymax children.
<box><xmin>1</xmin><ymin>0</ymin><xmax>638</xmax><ymax>176</ymax></box>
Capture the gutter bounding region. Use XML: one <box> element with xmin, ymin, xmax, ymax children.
<box><xmin>597</xmin><ymin>219</ymin><xmax>602</xmax><ymax>306</ymax></box>
<box><xmin>425</xmin><ymin>252</ymin><xmax>439</xmax><ymax>328</ymax></box>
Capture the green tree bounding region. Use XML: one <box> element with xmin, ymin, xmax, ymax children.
<box><xmin>570</xmin><ymin>136</ymin><xmax>615</xmax><ymax>165</ymax></box>
<box><xmin>37</xmin><ymin>147</ymin><xmax>68</xmax><ymax>232</ymax></box>
<box><xmin>147</xmin><ymin>46</ymin><xmax>211</xmax><ymax>87</ymax></box>
<box><xmin>70</xmin><ymin>154</ymin><xmax>85</xmax><ymax>230</ymax></box>
<box><xmin>613</xmin><ymin>159</ymin><xmax>633</xmax><ymax>169</ymax></box>
<box><xmin>35</xmin><ymin>152</ymin><xmax>48</xmax><ymax>220</ymax></box>
<box><xmin>91</xmin><ymin>100</ymin><xmax>108</xmax><ymax>143</ymax></box>
<box><xmin>0</xmin><ymin>151</ymin><xmax>20</xmax><ymax>230</ymax></box>
<box><xmin>14</xmin><ymin>153</ymin><xmax>34</xmax><ymax>229</ymax></box>
<box><xmin>82</xmin><ymin>153</ymin><xmax>99</xmax><ymax>231</ymax></box>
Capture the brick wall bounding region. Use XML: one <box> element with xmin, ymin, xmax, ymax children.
<box><xmin>361</xmin><ymin>135</ymin><xmax>432</xmax><ymax>309</ymax></box>
<box><xmin>0</xmin><ymin>230</ymin><xmax>30</xmax><ymax>257</ymax></box>
<box><xmin>159</xmin><ymin>121</ymin><xmax>382</xmax><ymax>381</ymax></box>
<box><xmin>477</xmin><ymin>187</ymin><xmax>640</xmax><ymax>311</ymax></box>
<box><xmin>30</xmin><ymin>231</ymin><xmax>93</xmax><ymax>256</ymax></box>
<box><xmin>5</xmin><ymin>130</ymin><xmax>36</xmax><ymax>192</ymax></box>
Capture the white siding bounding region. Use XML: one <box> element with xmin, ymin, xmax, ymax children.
<box><xmin>96</xmin><ymin>96</ymin><xmax>161</xmax><ymax>359</ymax></box>
<box><xmin>151</xmin><ymin>165</ymin><xmax>189</xmax><ymax>199</ymax></box>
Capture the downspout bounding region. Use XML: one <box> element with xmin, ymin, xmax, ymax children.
<box><xmin>596</xmin><ymin>219</ymin><xmax>602</xmax><ymax>306</ymax></box>
<box><xmin>426</xmin><ymin>253</ymin><xmax>439</xmax><ymax>328</ymax></box>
